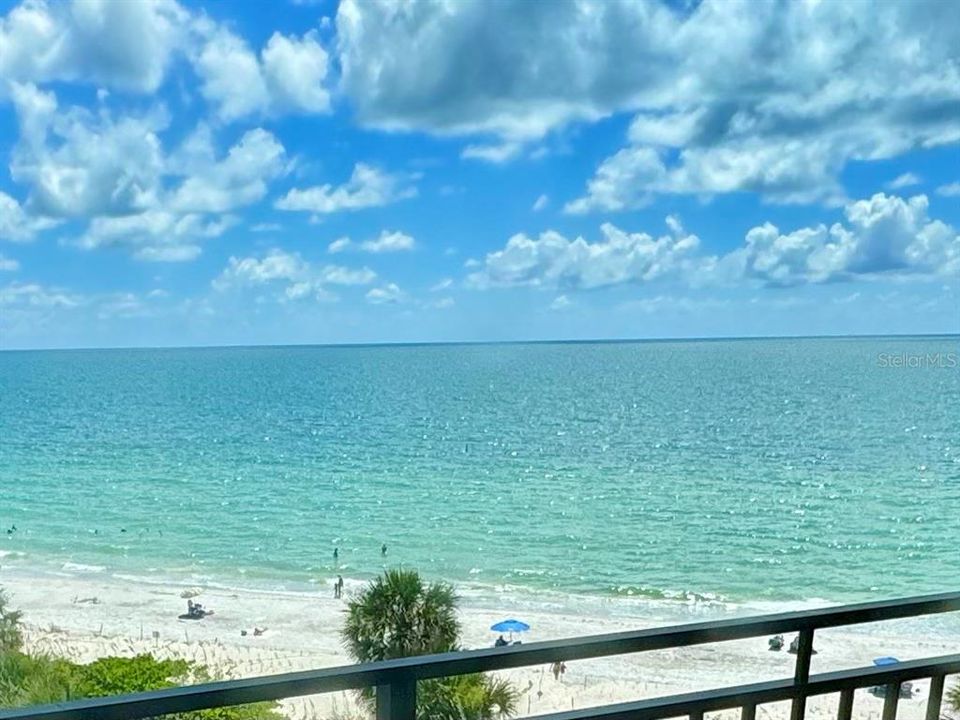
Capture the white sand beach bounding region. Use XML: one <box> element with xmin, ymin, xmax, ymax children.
<box><xmin>1</xmin><ymin>569</ymin><xmax>956</xmax><ymax>720</ymax></box>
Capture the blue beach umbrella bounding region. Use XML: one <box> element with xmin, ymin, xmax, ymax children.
<box><xmin>873</xmin><ymin>656</ymin><xmax>899</xmax><ymax>666</ymax></box>
<box><xmin>491</xmin><ymin>619</ymin><xmax>530</xmax><ymax>635</ymax></box>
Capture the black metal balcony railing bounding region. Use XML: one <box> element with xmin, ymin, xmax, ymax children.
<box><xmin>1</xmin><ymin>591</ymin><xmax>958</xmax><ymax>720</ymax></box>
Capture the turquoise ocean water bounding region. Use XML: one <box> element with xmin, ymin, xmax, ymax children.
<box><xmin>1</xmin><ymin>337</ymin><xmax>958</xmax><ymax>617</ymax></box>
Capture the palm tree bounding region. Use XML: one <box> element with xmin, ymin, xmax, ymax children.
<box><xmin>343</xmin><ymin>569</ymin><xmax>460</xmax><ymax>662</ymax></box>
<box><xmin>417</xmin><ymin>674</ymin><xmax>518</xmax><ymax>720</ymax></box>
<box><xmin>342</xmin><ymin>569</ymin><xmax>517</xmax><ymax>720</ymax></box>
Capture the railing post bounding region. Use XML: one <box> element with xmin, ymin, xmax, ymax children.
<box><xmin>742</xmin><ymin>703</ymin><xmax>757</xmax><ymax>720</ymax></box>
<box><xmin>882</xmin><ymin>684</ymin><xmax>899</xmax><ymax>720</ymax></box>
<box><xmin>836</xmin><ymin>688</ymin><xmax>854</xmax><ymax>720</ymax></box>
<box><xmin>376</xmin><ymin>677</ymin><xmax>417</xmax><ymax>720</ymax></box>
<box><xmin>790</xmin><ymin>628</ymin><xmax>815</xmax><ymax>720</ymax></box>
<box><xmin>926</xmin><ymin>674</ymin><xmax>945</xmax><ymax>720</ymax></box>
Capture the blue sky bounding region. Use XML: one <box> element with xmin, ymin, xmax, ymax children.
<box><xmin>0</xmin><ymin>0</ymin><xmax>958</xmax><ymax>349</ymax></box>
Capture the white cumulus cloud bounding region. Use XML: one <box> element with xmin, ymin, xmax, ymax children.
<box><xmin>461</xmin><ymin>142</ymin><xmax>523</xmax><ymax>164</ymax></box>
<box><xmin>730</xmin><ymin>194</ymin><xmax>960</xmax><ymax>286</ymax></box>
<box><xmin>328</xmin><ymin>237</ymin><xmax>352</xmax><ymax>254</ymax></box>
<box><xmin>275</xmin><ymin>163</ymin><xmax>417</xmax><ymax>214</ymax></box>
<box><xmin>337</xmin><ymin>0</ymin><xmax>960</xmax><ymax>195</ymax></box>
<box><xmin>75</xmin><ymin>211</ymin><xmax>236</xmax><ymax>262</ymax></box>
<box><xmin>335</xmin><ymin>0</ymin><xmax>678</xmax><ymax>141</ymax></box>
<box><xmin>0</xmin><ymin>0</ymin><xmax>189</xmax><ymax>93</ymax></box>
<box><xmin>565</xmin><ymin>138</ymin><xmax>856</xmax><ymax>211</ymax></box>
<box><xmin>5</xmin><ymin>83</ymin><xmax>290</xmax><ymax>260</ymax></box>
<box><xmin>213</xmin><ymin>249</ymin><xmax>377</xmax><ymax>302</ymax></box>
<box><xmin>467</xmin><ymin>217</ymin><xmax>700</xmax><ymax>290</ymax></box>
<box><xmin>0</xmin><ymin>0</ymin><xmax>333</xmax><ymax>124</ymax></box>
<box><xmin>168</xmin><ymin>127</ymin><xmax>288</xmax><ymax>213</ymax></box>
<box><xmin>472</xmin><ymin>194</ymin><xmax>960</xmax><ymax>292</ymax></box>
<box><xmin>886</xmin><ymin>173</ymin><xmax>921</xmax><ymax>190</ymax></box>
<box><xmin>360</xmin><ymin>230</ymin><xmax>415</xmax><ymax>254</ymax></box>
<box><xmin>10</xmin><ymin>83</ymin><xmax>166</xmax><ymax>218</ymax></box>
<box><xmin>365</xmin><ymin>282</ymin><xmax>405</xmax><ymax>305</ymax></box>
<box><xmin>0</xmin><ymin>191</ymin><xmax>59</xmax><ymax>241</ymax></box>
<box><xmin>326</xmin><ymin>231</ymin><xmax>416</xmax><ymax>254</ymax></box>
<box><xmin>0</xmin><ymin>281</ymin><xmax>80</xmax><ymax>308</ymax></box>
<box><xmin>195</xmin><ymin>28</ymin><xmax>331</xmax><ymax>122</ymax></box>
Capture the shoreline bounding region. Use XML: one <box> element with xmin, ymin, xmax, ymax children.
<box><xmin>5</xmin><ymin>550</ymin><xmax>949</xmax><ymax>626</ymax></box>
<box><xmin>2</xmin><ymin>567</ymin><xmax>957</xmax><ymax>720</ymax></box>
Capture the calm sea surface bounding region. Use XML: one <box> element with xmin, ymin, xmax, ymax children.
<box><xmin>1</xmin><ymin>337</ymin><xmax>958</xmax><ymax>612</ymax></box>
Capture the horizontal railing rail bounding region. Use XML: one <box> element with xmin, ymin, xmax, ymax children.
<box><xmin>2</xmin><ymin>591</ymin><xmax>958</xmax><ymax>720</ymax></box>
<box><xmin>528</xmin><ymin>654</ymin><xmax>960</xmax><ymax>720</ymax></box>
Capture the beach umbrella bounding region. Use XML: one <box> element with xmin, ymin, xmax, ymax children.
<box><xmin>490</xmin><ymin>619</ymin><xmax>530</xmax><ymax>633</ymax></box>
<box><xmin>873</xmin><ymin>656</ymin><xmax>899</xmax><ymax>666</ymax></box>
<box><xmin>490</xmin><ymin>619</ymin><xmax>530</xmax><ymax>641</ymax></box>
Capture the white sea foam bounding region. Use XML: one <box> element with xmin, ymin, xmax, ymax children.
<box><xmin>61</xmin><ymin>562</ymin><xmax>107</xmax><ymax>574</ymax></box>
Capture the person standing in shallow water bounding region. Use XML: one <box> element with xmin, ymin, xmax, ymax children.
<box><xmin>381</xmin><ymin>543</ymin><xmax>387</xmax><ymax>557</ymax></box>
<box><xmin>333</xmin><ymin>547</ymin><xmax>338</xmax><ymax>562</ymax></box>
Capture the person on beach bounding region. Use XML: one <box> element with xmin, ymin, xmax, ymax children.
<box><xmin>495</xmin><ymin>635</ymin><xmax>508</xmax><ymax>648</ymax></box>
<box><xmin>338</xmin><ymin>576</ymin><xmax>344</xmax><ymax>597</ymax></box>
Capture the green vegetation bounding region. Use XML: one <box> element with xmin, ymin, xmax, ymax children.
<box><xmin>0</xmin><ymin>650</ymin><xmax>78</xmax><ymax>707</ymax></box>
<box><xmin>0</xmin><ymin>651</ymin><xmax>281</xmax><ymax>718</ymax></box>
<box><xmin>0</xmin><ymin>587</ymin><xmax>280</xmax><ymax>719</ymax></box>
<box><xmin>947</xmin><ymin>681</ymin><xmax>960</xmax><ymax>714</ymax></box>
<box><xmin>343</xmin><ymin>568</ymin><xmax>518</xmax><ymax>720</ymax></box>
<box><xmin>0</xmin><ymin>590</ymin><xmax>23</xmax><ymax>653</ymax></box>
<box><xmin>344</xmin><ymin>568</ymin><xmax>460</xmax><ymax>661</ymax></box>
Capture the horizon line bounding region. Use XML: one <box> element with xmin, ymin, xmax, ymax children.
<box><xmin>2</xmin><ymin>331</ymin><xmax>958</xmax><ymax>353</ymax></box>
